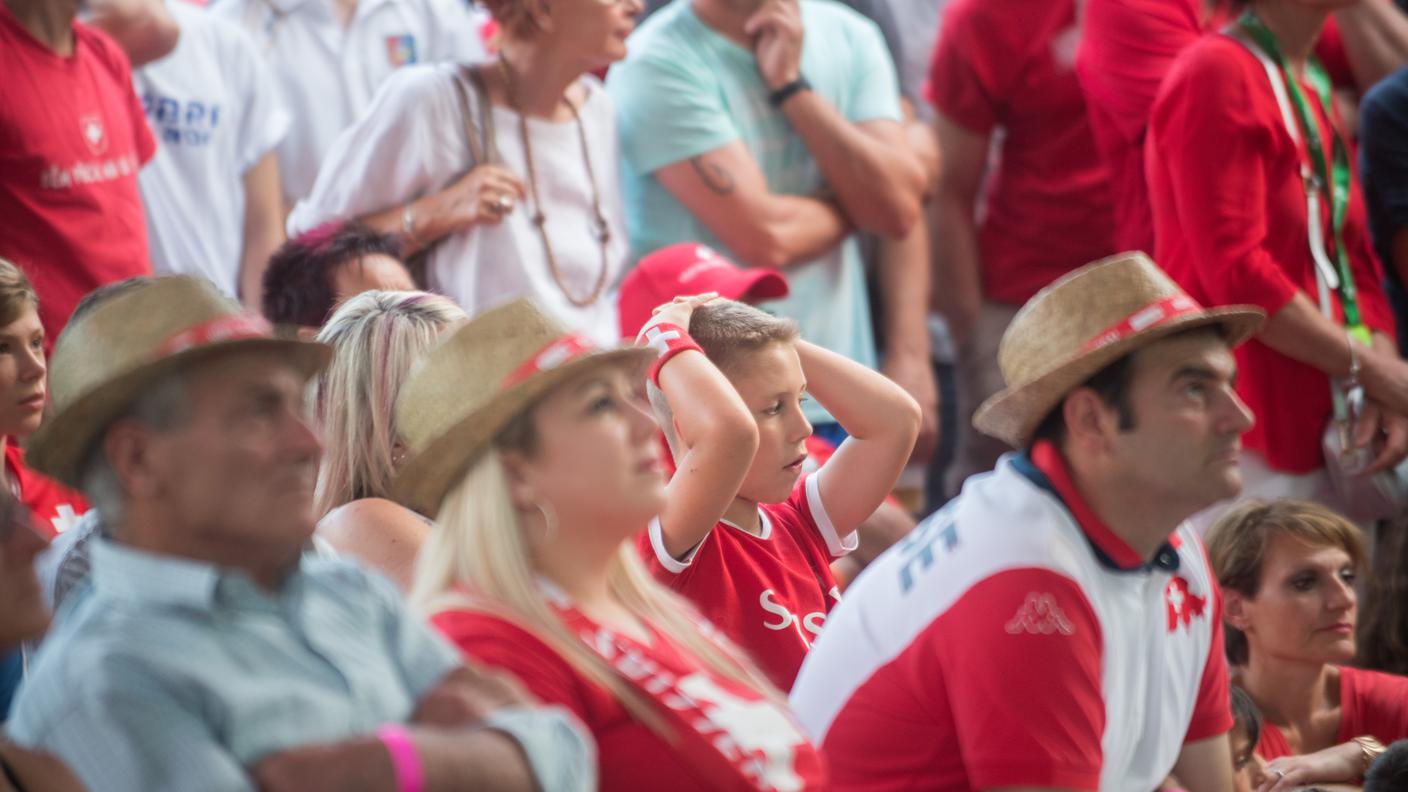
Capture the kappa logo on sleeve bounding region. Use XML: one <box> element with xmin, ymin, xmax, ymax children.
<box><xmin>1004</xmin><ymin>592</ymin><xmax>1076</xmax><ymax>636</ymax></box>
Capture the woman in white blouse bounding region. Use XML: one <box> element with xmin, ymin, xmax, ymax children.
<box><xmin>288</xmin><ymin>0</ymin><xmax>642</xmax><ymax>345</ymax></box>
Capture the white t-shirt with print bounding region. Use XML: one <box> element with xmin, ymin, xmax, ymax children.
<box><xmin>289</xmin><ymin>64</ymin><xmax>629</xmax><ymax>345</ymax></box>
<box><xmin>212</xmin><ymin>0</ymin><xmax>487</xmax><ymax>204</ymax></box>
<box><xmin>135</xmin><ymin>0</ymin><xmax>290</xmax><ymax>299</ymax></box>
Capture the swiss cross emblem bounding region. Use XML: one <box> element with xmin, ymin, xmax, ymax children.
<box><xmin>643</xmin><ymin>325</ymin><xmax>681</xmax><ymax>356</ymax></box>
<box><xmin>1165</xmin><ymin>576</ymin><xmax>1207</xmax><ymax>633</ymax></box>
<box><xmin>79</xmin><ymin>114</ymin><xmax>107</xmax><ymax>156</ymax></box>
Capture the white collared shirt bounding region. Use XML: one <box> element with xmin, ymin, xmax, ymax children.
<box><xmin>212</xmin><ymin>0</ymin><xmax>488</xmax><ymax>204</ymax></box>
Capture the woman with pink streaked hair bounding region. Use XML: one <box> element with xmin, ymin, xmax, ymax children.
<box><xmin>311</xmin><ymin>289</ymin><xmax>466</xmax><ymax>591</ymax></box>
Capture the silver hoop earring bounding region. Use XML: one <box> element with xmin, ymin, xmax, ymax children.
<box><xmin>531</xmin><ymin>500</ymin><xmax>558</xmax><ymax>541</ymax></box>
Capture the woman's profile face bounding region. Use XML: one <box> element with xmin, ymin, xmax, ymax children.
<box><xmin>545</xmin><ymin>0</ymin><xmax>644</xmax><ymax>69</ymax></box>
<box><xmin>0</xmin><ymin>303</ymin><xmax>47</xmax><ymax>438</ymax></box>
<box><xmin>1237</xmin><ymin>532</ymin><xmax>1358</xmax><ymax>665</ymax></box>
<box><xmin>512</xmin><ymin>363</ymin><xmax>665</xmax><ymax>539</ymax></box>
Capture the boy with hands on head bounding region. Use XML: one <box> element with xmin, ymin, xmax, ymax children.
<box><xmin>636</xmin><ymin>294</ymin><xmax>921</xmax><ymax>690</ymax></box>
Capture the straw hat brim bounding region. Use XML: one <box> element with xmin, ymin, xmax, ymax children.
<box><xmin>27</xmin><ymin>338</ymin><xmax>331</xmax><ymax>488</ymax></box>
<box><xmin>972</xmin><ymin>306</ymin><xmax>1265</xmax><ymax>449</ymax></box>
<box><xmin>391</xmin><ymin>346</ymin><xmax>654</xmax><ymax>517</ymax></box>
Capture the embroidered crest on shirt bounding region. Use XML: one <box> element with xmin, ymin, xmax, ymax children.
<box><xmin>385</xmin><ymin>34</ymin><xmax>418</xmax><ymax>67</ymax></box>
<box><xmin>79</xmin><ymin>114</ymin><xmax>108</xmax><ymax>156</ymax></box>
<box><xmin>1165</xmin><ymin>576</ymin><xmax>1207</xmax><ymax>633</ymax></box>
<box><xmin>1004</xmin><ymin>592</ymin><xmax>1075</xmax><ymax>636</ymax></box>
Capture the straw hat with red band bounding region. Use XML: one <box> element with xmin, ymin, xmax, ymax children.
<box><xmin>617</xmin><ymin>243</ymin><xmax>789</xmax><ymax>339</ymax></box>
<box><xmin>972</xmin><ymin>252</ymin><xmax>1266</xmax><ymax>448</ymax></box>
<box><xmin>27</xmin><ymin>275</ymin><xmax>331</xmax><ymax>488</ymax></box>
<box><xmin>392</xmin><ymin>298</ymin><xmax>654</xmax><ymax>517</ymax></box>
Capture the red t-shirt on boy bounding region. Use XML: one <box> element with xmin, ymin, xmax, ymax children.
<box><xmin>5</xmin><ymin>442</ymin><xmax>88</xmax><ymax>540</ymax></box>
<box><xmin>639</xmin><ymin>473</ymin><xmax>856</xmax><ymax>691</ymax></box>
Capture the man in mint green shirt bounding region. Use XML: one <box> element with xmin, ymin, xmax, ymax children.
<box><xmin>606</xmin><ymin>0</ymin><xmax>931</xmax><ymax>433</ymax></box>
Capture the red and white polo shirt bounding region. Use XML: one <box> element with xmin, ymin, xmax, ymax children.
<box><xmin>789</xmin><ymin>442</ymin><xmax>1232</xmax><ymax>790</ymax></box>
<box><xmin>640</xmin><ymin>473</ymin><xmax>857</xmax><ymax>691</ymax></box>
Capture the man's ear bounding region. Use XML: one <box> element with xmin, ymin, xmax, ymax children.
<box><xmin>102</xmin><ymin>419</ymin><xmax>159</xmax><ymax>500</ymax></box>
<box><xmin>1061</xmin><ymin>388</ymin><xmax>1113</xmax><ymax>453</ymax></box>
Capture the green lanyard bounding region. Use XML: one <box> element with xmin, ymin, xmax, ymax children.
<box><xmin>1238</xmin><ymin>9</ymin><xmax>1367</xmax><ymax>341</ymax></box>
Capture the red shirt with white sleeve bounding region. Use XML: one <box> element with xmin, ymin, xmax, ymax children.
<box><xmin>639</xmin><ymin>473</ymin><xmax>856</xmax><ymax>691</ymax></box>
<box><xmin>789</xmin><ymin>442</ymin><xmax>1232</xmax><ymax>790</ymax></box>
<box><xmin>0</xmin><ymin>6</ymin><xmax>155</xmax><ymax>340</ymax></box>
<box><xmin>1256</xmin><ymin>665</ymin><xmax>1408</xmax><ymax>759</ymax></box>
<box><xmin>1147</xmin><ymin>33</ymin><xmax>1395</xmax><ymax>474</ymax></box>
<box><xmin>6</xmin><ymin>442</ymin><xmax>88</xmax><ymax>540</ymax></box>
<box><xmin>925</xmin><ymin>0</ymin><xmax>1115</xmax><ymax>306</ymax></box>
<box><xmin>433</xmin><ymin>601</ymin><xmax>828</xmax><ymax>791</ymax></box>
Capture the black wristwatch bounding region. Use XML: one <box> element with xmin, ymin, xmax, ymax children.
<box><xmin>769</xmin><ymin>76</ymin><xmax>812</xmax><ymax>108</ymax></box>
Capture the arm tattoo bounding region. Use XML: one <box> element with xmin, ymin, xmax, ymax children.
<box><xmin>689</xmin><ymin>155</ymin><xmax>736</xmax><ymax>196</ymax></box>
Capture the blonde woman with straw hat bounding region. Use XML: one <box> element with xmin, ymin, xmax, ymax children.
<box><xmin>396</xmin><ymin>297</ymin><xmax>828</xmax><ymax>791</ymax></box>
<box><xmin>312</xmin><ymin>290</ymin><xmax>467</xmax><ymax>592</ymax></box>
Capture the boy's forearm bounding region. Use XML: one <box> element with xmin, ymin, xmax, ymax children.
<box><xmin>796</xmin><ymin>341</ymin><xmax>918</xmax><ymax>442</ymax></box>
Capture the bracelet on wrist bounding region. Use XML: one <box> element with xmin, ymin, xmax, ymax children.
<box><xmin>400</xmin><ymin>203</ymin><xmax>423</xmax><ymax>248</ymax></box>
<box><xmin>638</xmin><ymin>322</ymin><xmax>704</xmax><ymax>387</ymax></box>
<box><xmin>1353</xmin><ymin>734</ymin><xmax>1386</xmax><ymax>772</ymax></box>
<box><xmin>377</xmin><ymin>724</ymin><xmax>425</xmax><ymax>792</ymax></box>
<box><xmin>769</xmin><ymin>76</ymin><xmax>812</xmax><ymax>108</ymax></box>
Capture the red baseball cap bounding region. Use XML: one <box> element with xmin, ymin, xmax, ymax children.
<box><xmin>617</xmin><ymin>243</ymin><xmax>789</xmax><ymax>338</ymax></box>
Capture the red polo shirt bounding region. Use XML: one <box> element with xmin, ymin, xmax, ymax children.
<box><xmin>1147</xmin><ymin>33</ymin><xmax>1394</xmax><ymax>473</ymax></box>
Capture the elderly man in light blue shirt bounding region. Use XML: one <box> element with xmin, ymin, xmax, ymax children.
<box><xmin>7</xmin><ymin>276</ymin><xmax>594</xmax><ymax>792</ymax></box>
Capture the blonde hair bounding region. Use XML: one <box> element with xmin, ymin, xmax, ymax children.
<box><xmin>313</xmin><ymin>291</ymin><xmax>466</xmax><ymax>517</ymax></box>
<box><xmin>410</xmin><ymin>408</ymin><xmax>780</xmax><ymax>733</ymax></box>
<box><xmin>0</xmin><ymin>258</ymin><xmax>38</xmax><ymax>329</ymax></box>
<box><xmin>1206</xmin><ymin>498</ymin><xmax>1367</xmax><ymax>665</ymax></box>
<box><xmin>649</xmin><ymin>300</ymin><xmax>799</xmax><ymax>454</ymax></box>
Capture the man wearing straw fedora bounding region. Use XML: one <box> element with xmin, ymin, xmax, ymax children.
<box><xmin>5</xmin><ymin>275</ymin><xmax>592</xmax><ymax>792</ymax></box>
<box><xmin>790</xmin><ymin>252</ymin><xmax>1263</xmax><ymax>790</ymax></box>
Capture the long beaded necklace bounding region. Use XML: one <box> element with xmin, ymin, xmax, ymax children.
<box><xmin>498</xmin><ymin>55</ymin><xmax>612</xmax><ymax>308</ymax></box>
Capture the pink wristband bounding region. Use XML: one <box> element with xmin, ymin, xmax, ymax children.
<box><xmin>376</xmin><ymin>724</ymin><xmax>424</xmax><ymax>792</ymax></box>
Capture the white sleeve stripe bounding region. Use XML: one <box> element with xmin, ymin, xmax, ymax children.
<box><xmin>647</xmin><ymin>517</ymin><xmax>699</xmax><ymax>574</ymax></box>
<box><xmin>806</xmin><ymin>474</ymin><xmax>858</xmax><ymax>558</ymax></box>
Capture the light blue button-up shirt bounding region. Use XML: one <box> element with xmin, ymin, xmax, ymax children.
<box><xmin>7</xmin><ymin>539</ymin><xmax>593</xmax><ymax>792</ymax></box>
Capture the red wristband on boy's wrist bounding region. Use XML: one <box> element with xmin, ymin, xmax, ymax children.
<box><xmin>638</xmin><ymin>322</ymin><xmax>704</xmax><ymax>387</ymax></box>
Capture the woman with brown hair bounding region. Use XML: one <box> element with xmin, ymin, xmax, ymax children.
<box><xmin>288</xmin><ymin>0</ymin><xmax>640</xmax><ymax>345</ymax></box>
<box><xmin>1207</xmin><ymin>499</ymin><xmax>1408</xmax><ymax>789</ymax></box>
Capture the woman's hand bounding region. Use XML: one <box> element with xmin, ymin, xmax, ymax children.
<box><xmin>446</xmin><ymin>164</ymin><xmax>527</xmax><ymax>230</ymax></box>
<box><xmin>1257</xmin><ymin>741</ymin><xmax>1365</xmax><ymax>792</ymax></box>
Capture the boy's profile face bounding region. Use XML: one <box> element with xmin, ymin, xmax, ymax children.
<box><xmin>1231</xmin><ymin>722</ymin><xmax>1267</xmax><ymax>792</ymax></box>
<box><xmin>724</xmin><ymin>341</ymin><xmax>812</xmax><ymax>504</ymax></box>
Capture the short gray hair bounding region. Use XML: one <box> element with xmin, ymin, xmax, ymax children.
<box><xmin>77</xmin><ymin>372</ymin><xmax>192</xmax><ymax>526</ymax></box>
